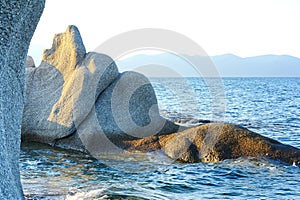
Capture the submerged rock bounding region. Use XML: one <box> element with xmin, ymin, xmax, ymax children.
<box><xmin>0</xmin><ymin>0</ymin><xmax>45</xmax><ymax>198</ymax></box>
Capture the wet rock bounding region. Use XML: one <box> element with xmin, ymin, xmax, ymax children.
<box><xmin>170</xmin><ymin>123</ymin><xmax>300</xmax><ymax>166</ymax></box>
<box><xmin>171</xmin><ymin>117</ymin><xmax>212</xmax><ymax>125</ymax></box>
<box><xmin>123</xmin><ymin>123</ymin><xmax>300</xmax><ymax>166</ymax></box>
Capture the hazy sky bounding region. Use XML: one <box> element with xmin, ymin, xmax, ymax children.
<box><xmin>29</xmin><ymin>0</ymin><xmax>300</xmax><ymax>64</ymax></box>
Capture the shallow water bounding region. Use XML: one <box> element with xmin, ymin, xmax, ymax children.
<box><xmin>21</xmin><ymin>77</ymin><xmax>300</xmax><ymax>199</ymax></box>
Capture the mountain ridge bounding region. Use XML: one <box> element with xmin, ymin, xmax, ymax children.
<box><xmin>212</xmin><ymin>54</ymin><xmax>300</xmax><ymax>77</ymax></box>
<box><xmin>116</xmin><ymin>53</ymin><xmax>300</xmax><ymax>77</ymax></box>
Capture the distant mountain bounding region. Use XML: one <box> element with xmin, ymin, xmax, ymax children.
<box><xmin>212</xmin><ymin>54</ymin><xmax>300</xmax><ymax>77</ymax></box>
<box><xmin>116</xmin><ymin>53</ymin><xmax>300</xmax><ymax>77</ymax></box>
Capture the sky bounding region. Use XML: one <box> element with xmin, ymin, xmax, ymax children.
<box><xmin>28</xmin><ymin>0</ymin><xmax>300</xmax><ymax>64</ymax></box>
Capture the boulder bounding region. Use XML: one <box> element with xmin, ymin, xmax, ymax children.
<box><xmin>0</xmin><ymin>0</ymin><xmax>45</xmax><ymax>198</ymax></box>
<box><xmin>94</xmin><ymin>71</ymin><xmax>180</xmax><ymax>139</ymax></box>
<box><xmin>22</xmin><ymin>26</ymin><xmax>300</xmax><ymax>167</ymax></box>
<box><xmin>124</xmin><ymin>123</ymin><xmax>300</xmax><ymax>166</ymax></box>
<box><xmin>23</xmin><ymin>26</ymin><xmax>119</xmax><ymax>143</ymax></box>
<box><xmin>22</xmin><ymin>26</ymin><xmax>180</xmax><ymax>150</ymax></box>
<box><xmin>73</xmin><ymin>71</ymin><xmax>181</xmax><ymax>156</ymax></box>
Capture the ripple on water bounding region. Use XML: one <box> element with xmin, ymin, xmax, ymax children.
<box><xmin>21</xmin><ymin>78</ymin><xmax>300</xmax><ymax>199</ymax></box>
<box><xmin>21</xmin><ymin>143</ymin><xmax>300</xmax><ymax>199</ymax></box>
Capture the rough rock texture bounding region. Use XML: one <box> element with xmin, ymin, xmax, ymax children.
<box><xmin>26</xmin><ymin>56</ymin><xmax>35</xmax><ymax>68</ymax></box>
<box><xmin>70</xmin><ymin>71</ymin><xmax>181</xmax><ymax>157</ymax></box>
<box><xmin>95</xmin><ymin>71</ymin><xmax>180</xmax><ymax>140</ymax></box>
<box><xmin>0</xmin><ymin>0</ymin><xmax>45</xmax><ymax>198</ymax></box>
<box><xmin>124</xmin><ymin>123</ymin><xmax>300</xmax><ymax>166</ymax></box>
<box><xmin>23</xmin><ymin>26</ymin><xmax>119</xmax><ymax>143</ymax></box>
<box><xmin>22</xmin><ymin>26</ymin><xmax>180</xmax><ymax>149</ymax></box>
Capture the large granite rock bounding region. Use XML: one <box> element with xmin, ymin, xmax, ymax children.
<box><xmin>22</xmin><ymin>26</ymin><xmax>299</xmax><ymax>167</ymax></box>
<box><xmin>22</xmin><ymin>26</ymin><xmax>180</xmax><ymax>150</ymax></box>
<box><xmin>72</xmin><ymin>70</ymin><xmax>181</xmax><ymax>156</ymax></box>
<box><xmin>23</xmin><ymin>26</ymin><xmax>119</xmax><ymax>143</ymax></box>
<box><xmin>0</xmin><ymin>0</ymin><xmax>45</xmax><ymax>198</ymax></box>
<box><xmin>94</xmin><ymin>71</ymin><xmax>180</xmax><ymax>139</ymax></box>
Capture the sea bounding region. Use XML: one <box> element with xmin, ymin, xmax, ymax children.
<box><xmin>21</xmin><ymin>77</ymin><xmax>300</xmax><ymax>199</ymax></box>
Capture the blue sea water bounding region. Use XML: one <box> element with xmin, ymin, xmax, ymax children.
<box><xmin>153</xmin><ymin>77</ymin><xmax>300</xmax><ymax>148</ymax></box>
<box><xmin>21</xmin><ymin>77</ymin><xmax>300</xmax><ymax>199</ymax></box>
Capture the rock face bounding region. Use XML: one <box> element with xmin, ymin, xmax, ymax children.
<box><xmin>22</xmin><ymin>26</ymin><xmax>300</xmax><ymax>168</ymax></box>
<box><xmin>0</xmin><ymin>0</ymin><xmax>45</xmax><ymax>199</ymax></box>
<box><xmin>94</xmin><ymin>71</ymin><xmax>180</xmax><ymax>139</ymax></box>
<box><xmin>23</xmin><ymin>26</ymin><xmax>120</xmax><ymax>143</ymax></box>
<box><xmin>22</xmin><ymin>26</ymin><xmax>180</xmax><ymax>148</ymax></box>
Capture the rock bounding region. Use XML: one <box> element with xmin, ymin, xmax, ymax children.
<box><xmin>124</xmin><ymin>123</ymin><xmax>300</xmax><ymax>166</ymax></box>
<box><xmin>26</xmin><ymin>56</ymin><xmax>35</xmax><ymax>68</ymax></box>
<box><xmin>22</xmin><ymin>26</ymin><xmax>300</xmax><ymax>167</ymax></box>
<box><xmin>94</xmin><ymin>71</ymin><xmax>180</xmax><ymax>140</ymax></box>
<box><xmin>170</xmin><ymin>117</ymin><xmax>212</xmax><ymax>125</ymax></box>
<box><xmin>22</xmin><ymin>26</ymin><xmax>180</xmax><ymax>150</ymax></box>
<box><xmin>162</xmin><ymin>135</ymin><xmax>200</xmax><ymax>163</ymax></box>
<box><xmin>73</xmin><ymin>71</ymin><xmax>181</xmax><ymax>156</ymax></box>
<box><xmin>43</xmin><ymin>25</ymin><xmax>86</xmax><ymax>76</ymax></box>
<box><xmin>0</xmin><ymin>0</ymin><xmax>45</xmax><ymax>199</ymax></box>
<box><xmin>22</xmin><ymin>26</ymin><xmax>119</xmax><ymax>143</ymax></box>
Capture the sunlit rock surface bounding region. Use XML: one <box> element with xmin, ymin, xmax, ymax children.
<box><xmin>23</xmin><ymin>26</ymin><xmax>119</xmax><ymax>142</ymax></box>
